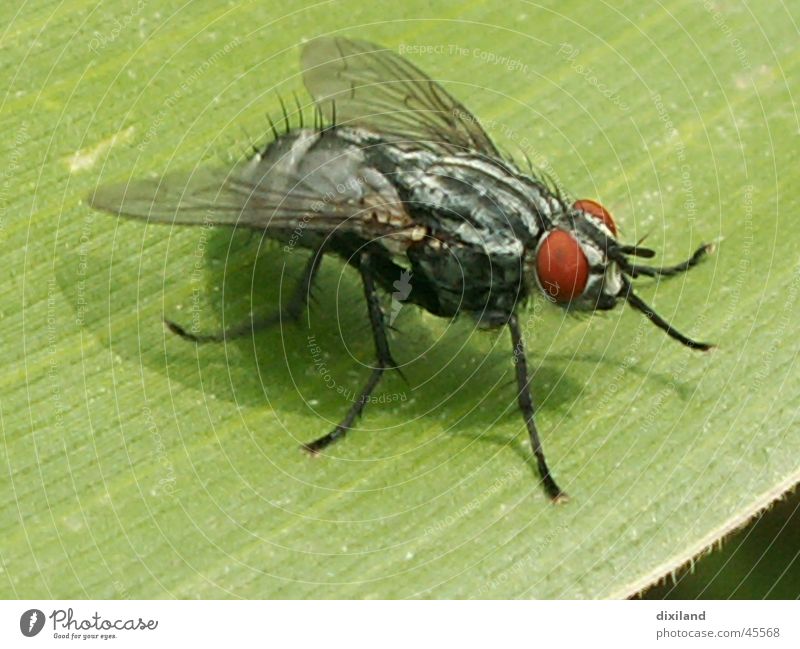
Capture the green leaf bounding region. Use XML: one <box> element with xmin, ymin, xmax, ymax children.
<box><xmin>1</xmin><ymin>0</ymin><xmax>797</xmax><ymax>599</ymax></box>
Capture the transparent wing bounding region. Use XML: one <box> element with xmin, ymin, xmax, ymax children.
<box><xmin>301</xmin><ymin>37</ymin><xmax>502</xmax><ymax>157</ymax></box>
<box><xmin>89</xmin><ymin>166</ymin><xmax>353</xmax><ymax>231</ymax></box>
<box><xmin>88</xmin><ymin>130</ymin><xmax>407</xmax><ymax>233</ymax></box>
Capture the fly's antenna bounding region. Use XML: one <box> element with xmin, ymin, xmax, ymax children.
<box><xmin>635</xmin><ymin>230</ymin><xmax>652</xmax><ymax>247</ymax></box>
<box><xmin>330</xmin><ymin>99</ymin><xmax>337</xmax><ymax>130</ymax></box>
<box><xmin>621</xmin><ymin>279</ymin><xmax>713</xmax><ymax>351</ymax></box>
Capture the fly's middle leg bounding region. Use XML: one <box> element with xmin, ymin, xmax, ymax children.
<box><xmin>509</xmin><ymin>314</ymin><xmax>568</xmax><ymax>503</ymax></box>
<box><xmin>302</xmin><ymin>251</ymin><xmax>398</xmax><ymax>454</ymax></box>
<box><xmin>165</xmin><ymin>247</ymin><xmax>323</xmax><ymax>343</ymax></box>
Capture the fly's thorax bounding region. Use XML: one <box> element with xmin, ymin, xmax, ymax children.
<box><xmin>526</xmin><ymin>202</ymin><xmax>624</xmax><ymax>311</ymax></box>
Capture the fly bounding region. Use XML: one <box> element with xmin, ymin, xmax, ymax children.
<box><xmin>89</xmin><ymin>38</ymin><xmax>714</xmax><ymax>502</ymax></box>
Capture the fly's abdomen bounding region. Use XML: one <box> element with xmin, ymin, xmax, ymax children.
<box><xmin>225</xmin><ymin>127</ymin><xmax>425</xmax><ymax>254</ymax></box>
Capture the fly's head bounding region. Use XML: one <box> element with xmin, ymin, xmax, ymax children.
<box><xmin>530</xmin><ymin>199</ymin><xmax>625</xmax><ymax>311</ymax></box>
<box><xmin>527</xmin><ymin>198</ymin><xmax>714</xmax><ymax>350</ymax></box>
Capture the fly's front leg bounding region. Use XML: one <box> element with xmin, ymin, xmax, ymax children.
<box><xmin>509</xmin><ymin>314</ymin><xmax>568</xmax><ymax>503</ymax></box>
<box><xmin>166</xmin><ymin>247</ymin><xmax>323</xmax><ymax>343</ymax></box>
<box><xmin>303</xmin><ymin>251</ymin><xmax>397</xmax><ymax>453</ymax></box>
<box><xmin>624</xmin><ymin>242</ymin><xmax>713</xmax><ymax>279</ymax></box>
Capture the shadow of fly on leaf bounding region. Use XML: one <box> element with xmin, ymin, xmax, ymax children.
<box><xmin>88</xmin><ymin>37</ymin><xmax>714</xmax><ymax>502</ymax></box>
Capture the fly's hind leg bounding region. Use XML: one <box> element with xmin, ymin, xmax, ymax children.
<box><xmin>166</xmin><ymin>248</ymin><xmax>323</xmax><ymax>343</ymax></box>
<box><xmin>302</xmin><ymin>251</ymin><xmax>398</xmax><ymax>454</ymax></box>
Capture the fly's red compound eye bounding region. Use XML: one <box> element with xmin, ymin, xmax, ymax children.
<box><xmin>535</xmin><ymin>229</ymin><xmax>589</xmax><ymax>303</ymax></box>
<box><xmin>573</xmin><ymin>199</ymin><xmax>617</xmax><ymax>236</ymax></box>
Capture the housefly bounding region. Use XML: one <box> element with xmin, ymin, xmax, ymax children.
<box><xmin>89</xmin><ymin>38</ymin><xmax>713</xmax><ymax>501</ymax></box>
